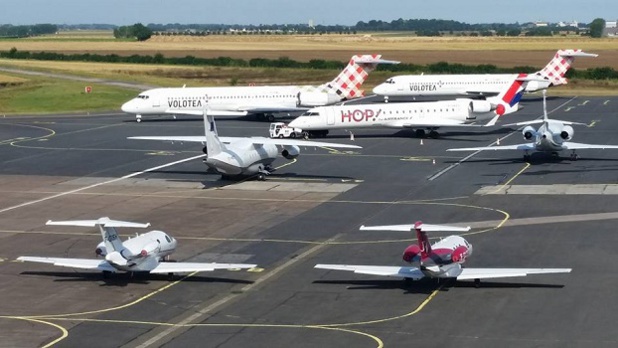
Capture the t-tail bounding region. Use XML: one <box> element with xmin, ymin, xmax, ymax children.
<box><xmin>318</xmin><ymin>54</ymin><xmax>399</xmax><ymax>100</ymax></box>
<box><xmin>46</xmin><ymin>217</ymin><xmax>151</xmax><ymax>253</ymax></box>
<box><xmin>413</xmin><ymin>221</ymin><xmax>432</xmax><ymax>256</ymax></box>
<box><xmin>537</xmin><ymin>49</ymin><xmax>598</xmax><ymax>86</ymax></box>
<box><xmin>203</xmin><ymin>112</ymin><xmax>225</xmax><ymax>157</ymax></box>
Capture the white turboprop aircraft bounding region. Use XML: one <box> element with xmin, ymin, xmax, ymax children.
<box><xmin>129</xmin><ymin>111</ymin><xmax>361</xmax><ymax>180</ymax></box>
<box><xmin>121</xmin><ymin>54</ymin><xmax>399</xmax><ymax>123</ymax></box>
<box><xmin>372</xmin><ymin>49</ymin><xmax>596</xmax><ymax>98</ymax></box>
<box><xmin>315</xmin><ymin>221</ymin><xmax>571</xmax><ymax>287</ymax></box>
<box><xmin>287</xmin><ymin>74</ymin><xmax>530</xmax><ymax>138</ymax></box>
<box><xmin>17</xmin><ymin>218</ymin><xmax>257</xmax><ymax>278</ymax></box>
<box><xmin>447</xmin><ymin>90</ymin><xmax>618</xmax><ymax>161</ymax></box>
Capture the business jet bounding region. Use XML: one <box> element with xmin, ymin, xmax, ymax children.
<box><xmin>288</xmin><ymin>74</ymin><xmax>531</xmax><ymax>138</ymax></box>
<box><xmin>372</xmin><ymin>49</ymin><xmax>596</xmax><ymax>98</ymax></box>
<box><xmin>121</xmin><ymin>54</ymin><xmax>399</xmax><ymax>123</ymax></box>
<box><xmin>447</xmin><ymin>90</ymin><xmax>618</xmax><ymax>161</ymax></box>
<box><xmin>17</xmin><ymin>217</ymin><xmax>257</xmax><ymax>278</ymax></box>
<box><xmin>315</xmin><ymin>221</ymin><xmax>571</xmax><ymax>287</ymax></box>
<box><xmin>129</xmin><ymin>110</ymin><xmax>361</xmax><ymax>180</ymax></box>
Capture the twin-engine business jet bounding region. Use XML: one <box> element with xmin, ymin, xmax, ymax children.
<box><xmin>372</xmin><ymin>49</ymin><xmax>596</xmax><ymax>98</ymax></box>
<box><xmin>129</xmin><ymin>111</ymin><xmax>361</xmax><ymax>180</ymax></box>
<box><xmin>447</xmin><ymin>91</ymin><xmax>618</xmax><ymax>161</ymax></box>
<box><xmin>18</xmin><ymin>218</ymin><xmax>257</xmax><ymax>277</ymax></box>
<box><xmin>315</xmin><ymin>221</ymin><xmax>571</xmax><ymax>286</ymax></box>
<box><xmin>121</xmin><ymin>55</ymin><xmax>399</xmax><ymax>122</ymax></box>
<box><xmin>288</xmin><ymin>75</ymin><xmax>530</xmax><ymax>138</ymax></box>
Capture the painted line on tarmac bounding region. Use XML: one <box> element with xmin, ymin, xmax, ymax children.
<box><xmin>482</xmin><ymin>163</ymin><xmax>530</xmax><ymax>195</ymax></box>
<box><xmin>0</xmin><ymin>154</ymin><xmax>205</xmax><ymax>216</ymax></box>
<box><xmin>427</xmin><ymin>96</ymin><xmax>577</xmax><ymax>182</ymax></box>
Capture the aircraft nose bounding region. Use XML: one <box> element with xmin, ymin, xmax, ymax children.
<box><xmin>121</xmin><ymin>100</ymin><xmax>135</xmax><ymax>113</ymax></box>
<box><xmin>372</xmin><ymin>84</ymin><xmax>386</xmax><ymax>95</ymax></box>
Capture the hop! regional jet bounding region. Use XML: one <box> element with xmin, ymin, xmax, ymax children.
<box><xmin>121</xmin><ymin>54</ymin><xmax>399</xmax><ymax>123</ymax></box>
<box><xmin>315</xmin><ymin>221</ymin><xmax>571</xmax><ymax>287</ymax></box>
<box><xmin>288</xmin><ymin>75</ymin><xmax>531</xmax><ymax>138</ymax></box>
<box><xmin>372</xmin><ymin>49</ymin><xmax>596</xmax><ymax>98</ymax></box>
<box><xmin>17</xmin><ymin>218</ymin><xmax>257</xmax><ymax>278</ymax></box>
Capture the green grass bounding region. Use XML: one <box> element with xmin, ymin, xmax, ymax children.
<box><xmin>0</xmin><ymin>75</ymin><xmax>136</xmax><ymax>115</ymax></box>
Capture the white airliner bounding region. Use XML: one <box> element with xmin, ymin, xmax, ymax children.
<box><xmin>315</xmin><ymin>221</ymin><xmax>571</xmax><ymax>287</ymax></box>
<box><xmin>121</xmin><ymin>54</ymin><xmax>399</xmax><ymax>123</ymax></box>
<box><xmin>447</xmin><ymin>90</ymin><xmax>618</xmax><ymax>161</ymax></box>
<box><xmin>372</xmin><ymin>49</ymin><xmax>596</xmax><ymax>98</ymax></box>
<box><xmin>287</xmin><ymin>75</ymin><xmax>530</xmax><ymax>138</ymax></box>
<box><xmin>17</xmin><ymin>218</ymin><xmax>257</xmax><ymax>277</ymax></box>
<box><xmin>129</xmin><ymin>110</ymin><xmax>361</xmax><ymax>180</ymax></box>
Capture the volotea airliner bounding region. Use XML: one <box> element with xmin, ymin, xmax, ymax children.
<box><xmin>121</xmin><ymin>54</ymin><xmax>399</xmax><ymax>123</ymax></box>
<box><xmin>18</xmin><ymin>218</ymin><xmax>257</xmax><ymax>278</ymax></box>
<box><xmin>315</xmin><ymin>221</ymin><xmax>571</xmax><ymax>287</ymax></box>
<box><xmin>372</xmin><ymin>49</ymin><xmax>596</xmax><ymax>98</ymax></box>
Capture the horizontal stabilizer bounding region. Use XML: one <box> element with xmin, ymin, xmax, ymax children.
<box><xmin>46</xmin><ymin>217</ymin><xmax>150</xmax><ymax>229</ymax></box>
<box><xmin>17</xmin><ymin>256</ymin><xmax>117</xmax><ymax>272</ymax></box>
<box><xmin>360</xmin><ymin>224</ymin><xmax>470</xmax><ymax>232</ymax></box>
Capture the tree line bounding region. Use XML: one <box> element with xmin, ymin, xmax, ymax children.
<box><xmin>0</xmin><ymin>24</ymin><xmax>57</xmax><ymax>38</ymax></box>
<box><xmin>2</xmin><ymin>48</ymin><xmax>617</xmax><ymax>80</ymax></box>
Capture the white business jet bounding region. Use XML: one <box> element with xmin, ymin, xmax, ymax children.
<box><xmin>447</xmin><ymin>90</ymin><xmax>618</xmax><ymax>161</ymax></box>
<box><xmin>18</xmin><ymin>217</ymin><xmax>257</xmax><ymax>278</ymax></box>
<box><xmin>372</xmin><ymin>49</ymin><xmax>596</xmax><ymax>98</ymax></box>
<box><xmin>315</xmin><ymin>221</ymin><xmax>571</xmax><ymax>287</ymax></box>
<box><xmin>129</xmin><ymin>109</ymin><xmax>361</xmax><ymax>180</ymax></box>
<box><xmin>121</xmin><ymin>54</ymin><xmax>399</xmax><ymax>123</ymax></box>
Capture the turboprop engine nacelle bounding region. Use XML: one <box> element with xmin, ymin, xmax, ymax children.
<box><xmin>402</xmin><ymin>244</ymin><xmax>422</xmax><ymax>263</ymax></box>
<box><xmin>560</xmin><ymin>125</ymin><xmax>574</xmax><ymax>140</ymax></box>
<box><xmin>281</xmin><ymin>145</ymin><xmax>300</xmax><ymax>160</ymax></box>
<box><xmin>468</xmin><ymin>100</ymin><xmax>493</xmax><ymax>113</ymax></box>
<box><xmin>523</xmin><ymin>125</ymin><xmax>536</xmax><ymax>140</ymax></box>
<box><xmin>297</xmin><ymin>92</ymin><xmax>340</xmax><ymax>107</ymax></box>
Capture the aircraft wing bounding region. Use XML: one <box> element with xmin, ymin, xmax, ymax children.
<box><xmin>315</xmin><ymin>264</ymin><xmax>426</xmax><ymax>280</ymax></box>
<box><xmin>447</xmin><ymin>143</ymin><xmax>536</xmax><ymax>152</ymax></box>
<box><xmin>561</xmin><ymin>142</ymin><xmax>618</xmax><ymax>150</ymax></box>
<box><xmin>129</xmin><ymin>136</ymin><xmax>208</xmax><ymax>143</ymax></box>
<box><xmin>149</xmin><ymin>262</ymin><xmax>257</xmax><ymax>274</ymax></box>
<box><xmin>164</xmin><ymin>105</ymin><xmax>307</xmax><ymax>117</ymax></box>
<box><xmin>457</xmin><ymin>268</ymin><xmax>571</xmax><ymax>280</ymax></box>
<box><xmin>241</xmin><ymin>137</ymin><xmax>361</xmax><ymax>149</ymax></box>
<box><xmin>17</xmin><ymin>256</ymin><xmax>116</xmax><ymax>272</ymax></box>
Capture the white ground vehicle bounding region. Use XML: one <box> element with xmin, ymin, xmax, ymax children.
<box><xmin>269</xmin><ymin>122</ymin><xmax>304</xmax><ymax>138</ymax></box>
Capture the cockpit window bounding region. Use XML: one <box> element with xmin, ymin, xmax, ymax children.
<box><xmin>137</xmin><ymin>94</ymin><xmax>150</xmax><ymax>100</ymax></box>
<box><xmin>301</xmin><ymin>112</ymin><xmax>319</xmax><ymax>117</ymax></box>
<box><xmin>385</xmin><ymin>78</ymin><xmax>395</xmax><ymax>84</ymax></box>
<box><xmin>165</xmin><ymin>234</ymin><xmax>172</xmax><ymax>243</ymax></box>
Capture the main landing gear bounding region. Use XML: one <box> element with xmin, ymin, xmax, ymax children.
<box><xmin>570</xmin><ymin>151</ymin><xmax>579</xmax><ymax>161</ymax></box>
<box><xmin>474</xmin><ymin>278</ymin><xmax>481</xmax><ymax>288</ymax></box>
<box><xmin>523</xmin><ymin>151</ymin><xmax>531</xmax><ymax>162</ymax></box>
<box><xmin>415</xmin><ymin>129</ymin><xmax>440</xmax><ymax>138</ymax></box>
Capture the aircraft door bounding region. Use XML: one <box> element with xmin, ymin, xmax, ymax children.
<box><xmin>326</xmin><ymin>108</ymin><xmax>335</xmax><ymax>125</ymax></box>
<box><xmin>152</xmin><ymin>96</ymin><xmax>160</xmax><ymax>108</ymax></box>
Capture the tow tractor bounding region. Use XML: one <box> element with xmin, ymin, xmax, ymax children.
<box><xmin>269</xmin><ymin>122</ymin><xmax>304</xmax><ymax>138</ymax></box>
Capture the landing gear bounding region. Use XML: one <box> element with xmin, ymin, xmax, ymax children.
<box><xmin>267</xmin><ymin>114</ymin><xmax>275</xmax><ymax>122</ymax></box>
<box><xmin>570</xmin><ymin>151</ymin><xmax>579</xmax><ymax>161</ymax></box>
<box><xmin>415</xmin><ymin>129</ymin><xmax>426</xmax><ymax>138</ymax></box>
<box><xmin>428</xmin><ymin>130</ymin><xmax>440</xmax><ymax>139</ymax></box>
<box><xmin>307</xmin><ymin>130</ymin><xmax>329</xmax><ymax>138</ymax></box>
<box><xmin>136</xmin><ymin>115</ymin><xmax>142</xmax><ymax>123</ymax></box>
<box><xmin>167</xmin><ymin>272</ymin><xmax>175</xmax><ymax>281</ymax></box>
<box><xmin>302</xmin><ymin>131</ymin><xmax>309</xmax><ymax>140</ymax></box>
<box><xmin>257</xmin><ymin>173</ymin><xmax>266</xmax><ymax>181</ymax></box>
<box><xmin>474</xmin><ymin>278</ymin><xmax>481</xmax><ymax>288</ymax></box>
<box><xmin>523</xmin><ymin>151</ymin><xmax>531</xmax><ymax>162</ymax></box>
<box><xmin>102</xmin><ymin>270</ymin><xmax>112</xmax><ymax>279</ymax></box>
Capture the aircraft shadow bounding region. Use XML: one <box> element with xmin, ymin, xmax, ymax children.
<box><xmin>312</xmin><ymin>279</ymin><xmax>438</xmax><ymax>294</ymax></box>
<box><xmin>20</xmin><ymin>271</ymin><xmax>253</xmax><ymax>286</ymax></box>
<box><xmin>323</xmin><ymin>127</ymin><xmax>514</xmax><ymax>140</ymax></box>
<box><xmin>452</xmin><ymin>154</ymin><xmax>618</xmax><ymax>165</ymax></box>
<box><xmin>449</xmin><ymin>280</ymin><xmax>565</xmax><ymax>289</ymax></box>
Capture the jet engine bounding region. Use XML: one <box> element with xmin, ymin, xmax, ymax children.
<box><xmin>560</xmin><ymin>125</ymin><xmax>574</xmax><ymax>140</ymax></box>
<box><xmin>402</xmin><ymin>244</ymin><xmax>422</xmax><ymax>263</ymax></box>
<box><xmin>468</xmin><ymin>100</ymin><xmax>493</xmax><ymax>113</ymax></box>
<box><xmin>522</xmin><ymin>125</ymin><xmax>536</xmax><ymax>140</ymax></box>
<box><xmin>524</xmin><ymin>79</ymin><xmax>551</xmax><ymax>92</ymax></box>
<box><xmin>451</xmin><ymin>246</ymin><xmax>469</xmax><ymax>263</ymax></box>
<box><xmin>281</xmin><ymin>145</ymin><xmax>300</xmax><ymax>160</ymax></box>
<box><xmin>297</xmin><ymin>92</ymin><xmax>340</xmax><ymax>107</ymax></box>
<box><xmin>95</xmin><ymin>242</ymin><xmax>107</xmax><ymax>257</ymax></box>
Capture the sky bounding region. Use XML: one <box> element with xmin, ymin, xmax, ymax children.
<box><xmin>0</xmin><ymin>0</ymin><xmax>614</xmax><ymax>26</ymax></box>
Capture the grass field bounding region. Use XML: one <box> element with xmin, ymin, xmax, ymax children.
<box><xmin>1</xmin><ymin>35</ymin><xmax>617</xmax><ymax>68</ymax></box>
<box><xmin>0</xmin><ymin>74</ymin><xmax>136</xmax><ymax>114</ymax></box>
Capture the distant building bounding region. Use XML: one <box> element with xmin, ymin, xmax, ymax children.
<box><xmin>558</xmin><ymin>20</ymin><xmax>579</xmax><ymax>27</ymax></box>
<box><xmin>534</xmin><ymin>21</ymin><xmax>549</xmax><ymax>27</ymax></box>
<box><xmin>604</xmin><ymin>20</ymin><xmax>618</xmax><ymax>37</ymax></box>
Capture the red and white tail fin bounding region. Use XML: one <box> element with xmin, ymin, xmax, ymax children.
<box><xmin>318</xmin><ymin>54</ymin><xmax>399</xmax><ymax>100</ymax></box>
<box><xmin>537</xmin><ymin>49</ymin><xmax>597</xmax><ymax>86</ymax></box>
<box><xmin>413</xmin><ymin>221</ymin><xmax>433</xmax><ymax>256</ymax></box>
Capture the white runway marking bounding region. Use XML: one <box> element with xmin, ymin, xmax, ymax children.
<box><xmin>0</xmin><ymin>154</ymin><xmax>205</xmax><ymax>215</ymax></box>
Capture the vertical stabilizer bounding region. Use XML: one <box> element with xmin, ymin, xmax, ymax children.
<box><xmin>203</xmin><ymin>113</ymin><xmax>225</xmax><ymax>157</ymax></box>
<box><xmin>537</xmin><ymin>49</ymin><xmax>598</xmax><ymax>86</ymax></box>
<box><xmin>488</xmin><ymin>74</ymin><xmax>527</xmax><ymax>116</ymax></box>
<box><xmin>414</xmin><ymin>221</ymin><xmax>433</xmax><ymax>256</ymax></box>
<box><xmin>318</xmin><ymin>55</ymin><xmax>399</xmax><ymax>100</ymax></box>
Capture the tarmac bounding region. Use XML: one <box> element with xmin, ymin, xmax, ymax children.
<box><xmin>1</xmin><ymin>95</ymin><xmax>617</xmax><ymax>347</ymax></box>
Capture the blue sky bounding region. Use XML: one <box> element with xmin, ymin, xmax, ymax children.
<box><xmin>1</xmin><ymin>0</ymin><xmax>613</xmax><ymax>25</ymax></box>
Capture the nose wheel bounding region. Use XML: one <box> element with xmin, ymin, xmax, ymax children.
<box><xmin>570</xmin><ymin>151</ymin><xmax>579</xmax><ymax>161</ymax></box>
<box><xmin>136</xmin><ymin>115</ymin><xmax>142</xmax><ymax>123</ymax></box>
